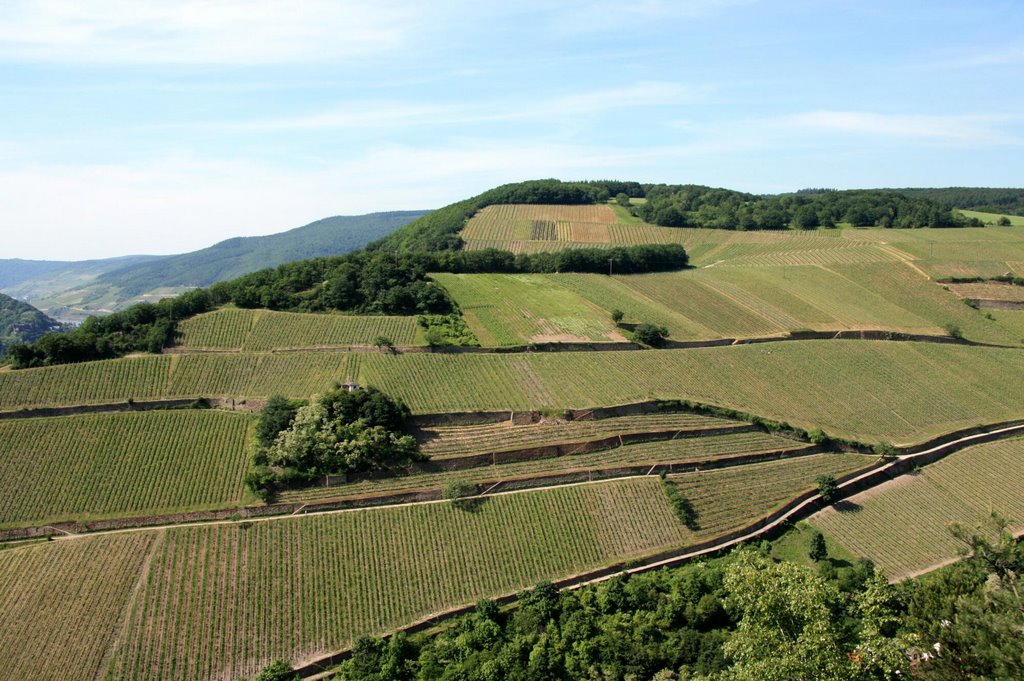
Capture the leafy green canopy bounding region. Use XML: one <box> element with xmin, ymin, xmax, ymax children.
<box><xmin>636</xmin><ymin>185</ymin><xmax>973</xmax><ymax>230</ymax></box>
<box><xmin>247</xmin><ymin>386</ymin><xmax>420</xmax><ymax>498</ymax></box>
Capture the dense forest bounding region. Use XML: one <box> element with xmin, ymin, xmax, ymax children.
<box><xmin>0</xmin><ymin>293</ymin><xmax>64</xmax><ymax>356</ymax></box>
<box><xmin>253</xmin><ymin>517</ymin><xmax>1021</xmax><ymax>681</ymax></box>
<box><xmin>894</xmin><ymin>187</ymin><xmax>1024</xmax><ymax>217</ymax></box>
<box><xmin>635</xmin><ymin>186</ymin><xmax>971</xmax><ymax>230</ymax></box>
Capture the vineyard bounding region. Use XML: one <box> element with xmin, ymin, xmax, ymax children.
<box><xmin>176</xmin><ymin>308</ymin><xmax>420</xmax><ymax>350</ymax></box>
<box><xmin>418</xmin><ymin>412</ymin><xmax>744</xmax><ymax>459</ymax></box>
<box><xmin>432</xmin><ymin>262</ymin><xmax>1019</xmax><ymax>346</ymax></box>
<box><xmin>279</xmin><ymin>429</ymin><xmax>813</xmax><ymax>504</ymax></box>
<box><xmin>946</xmin><ymin>281</ymin><xmax>1024</xmax><ymax>302</ymax></box>
<box><xmin>358</xmin><ymin>342</ymin><xmax>1024</xmax><ymax>444</ymax></box>
<box><xmin>107</xmin><ymin>478</ymin><xmax>689</xmax><ymax>680</ymax></box>
<box><xmin>810</xmin><ymin>437</ymin><xmax>1024</xmax><ymax>580</ymax></box>
<box><xmin>0</xmin><ymin>351</ymin><xmax>355</xmax><ymax>410</ymax></box>
<box><xmin>0</xmin><ymin>410</ymin><xmax>253</xmax><ymax>527</ymax></box>
<box><xmin>0</xmin><ymin>531</ymin><xmax>157</xmax><ymax>681</ymax></box>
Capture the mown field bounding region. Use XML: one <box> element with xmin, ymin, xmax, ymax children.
<box><xmin>430</xmin><ymin>273</ymin><xmax>625</xmax><ymax>345</ymax></box>
<box><xmin>176</xmin><ymin>307</ymin><xmax>420</xmax><ymax>350</ymax></box>
<box><xmin>0</xmin><ymin>452</ymin><xmax>870</xmax><ymax>681</ymax></box>
<box><xmin>0</xmin><ymin>410</ymin><xmax>253</xmax><ymax>527</ymax></box>
<box><xmin>433</xmin><ymin>263</ymin><xmax>1020</xmax><ymax>346</ymax></box>
<box><xmin>3</xmin><ymin>342</ymin><xmax>1022</xmax><ymax>445</ymax></box>
<box><xmin>810</xmin><ymin>437</ymin><xmax>1024</xmax><ymax>581</ymax></box>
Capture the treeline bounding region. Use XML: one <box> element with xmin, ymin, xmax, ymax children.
<box><xmin>7</xmin><ymin>243</ymin><xmax>687</xmax><ymax>368</ymax></box>
<box><xmin>895</xmin><ymin>187</ymin><xmax>1024</xmax><ymax>217</ymax></box>
<box><xmin>635</xmin><ymin>185</ymin><xmax>973</xmax><ymax>230</ymax></box>
<box><xmin>6</xmin><ymin>289</ymin><xmax>216</xmax><ymax>368</ymax></box>
<box><xmin>304</xmin><ymin>520</ymin><xmax>1022</xmax><ymax>681</ymax></box>
<box><xmin>369</xmin><ymin>179</ymin><xmax>643</xmax><ymax>252</ymax></box>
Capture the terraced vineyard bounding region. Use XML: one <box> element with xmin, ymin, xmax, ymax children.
<box><xmin>0</xmin><ymin>410</ymin><xmax>253</xmax><ymax>527</ymax></box>
<box><xmin>3</xmin><ymin>342</ymin><xmax>1022</xmax><ymax>445</ymax></box>
<box><xmin>108</xmin><ymin>478</ymin><xmax>688</xmax><ymax>681</ymax></box>
<box><xmin>0</xmin><ymin>352</ymin><xmax>355</xmax><ymax>410</ymax></box>
<box><xmin>176</xmin><ymin>308</ymin><xmax>420</xmax><ymax>350</ymax></box>
<box><xmin>670</xmin><ymin>452</ymin><xmax>874</xmax><ymax>541</ymax></box>
<box><xmin>811</xmin><ymin>437</ymin><xmax>1024</xmax><ymax>580</ymax></box>
<box><xmin>0</xmin><ymin>531</ymin><xmax>157</xmax><ymax>681</ymax></box>
<box><xmin>280</xmin><ymin>429</ymin><xmax>812</xmax><ymax>504</ymax></box>
<box><xmin>418</xmin><ymin>412</ymin><xmax>744</xmax><ymax>459</ymax></box>
<box><xmin>359</xmin><ymin>342</ymin><xmax>1024</xmax><ymax>443</ymax></box>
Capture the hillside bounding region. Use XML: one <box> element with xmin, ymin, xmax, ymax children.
<box><xmin>0</xmin><ymin>293</ymin><xmax>63</xmax><ymax>355</ymax></box>
<box><xmin>1</xmin><ymin>211</ymin><xmax>429</xmax><ymax>321</ymax></box>
<box><xmin>2</xmin><ymin>180</ymin><xmax>1024</xmax><ymax>680</ymax></box>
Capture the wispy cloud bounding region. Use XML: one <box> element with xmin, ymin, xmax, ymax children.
<box><xmin>0</xmin><ymin>0</ymin><xmax>419</xmax><ymax>64</ymax></box>
<box><xmin>785</xmin><ymin>110</ymin><xmax>1021</xmax><ymax>146</ymax></box>
<box><xmin>177</xmin><ymin>81</ymin><xmax>700</xmax><ymax>132</ymax></box>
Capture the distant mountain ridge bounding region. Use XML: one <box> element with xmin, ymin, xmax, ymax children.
<box><xmin>98</xmin><ymin>211</ymin><xmax>431</xmax><ymax>294</ymax></box>
<box><xmin>0</xmin><ymin>210</ymin><xmax>430</xmax><ymax>321</ymax></box>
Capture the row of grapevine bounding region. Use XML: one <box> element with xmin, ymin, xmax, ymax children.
<box><xmin>419</xmin><ymin>412</ymin><xmax>741</xmax><ymax>458</ymax></box>
<box><xmin>0</xmin><ymin>410</ymin><xmax>253</xmax><ymax>527</ymax></box>
<box><xmin>177</xmin><ymin>309</ymin><xmax>420</xmax><ymax>350</ymax></box>
<box><xmin>0</xmin><ymin>531</ymin><xmax>157</xmax><ymax>681</ymax></box>
<box><xmin>109</xmin><ymin>477</ymin><xmax>687</xmax><ymax>680</ymax></box>
<box><xmin>811</xmin><ymin>437</ymin><xmax>1024</xmax><ymax>580</ymax></box>
<box><xmin>281</xmin><ymin>429</ymin><xmax>813</xmax><ymax>505</ymax></box>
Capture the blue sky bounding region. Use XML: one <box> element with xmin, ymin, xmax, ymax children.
<box><xmin>1</xmin><ymin>0</ymin><xmax>1022</xmax><ymax>260</ymax></box>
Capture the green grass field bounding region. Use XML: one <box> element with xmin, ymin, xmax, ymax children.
<box><xmin>176</xmin><ymin>307</ymin><xmax>420</xmax><ymax>350</ymax></box>
<box><xmin>957</xmin><ymin>209</ymin><xmax>1024</xmax><ymax>226</ymax></box>
<box><xmin>0</xmin><ymin>410</ymin><xmax>253</xmax><ymax>527</ymax></box>
<box><xmin>430</xmin><ymin>273</ymin><xmax>625</xmax><ymax>345</ymax></box>
<box><xmin>810</xmin><ymin>437</ymin><xmax>1024</xmax><ymax>580</ymax></box>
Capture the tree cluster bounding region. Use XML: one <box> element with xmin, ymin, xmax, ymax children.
<box><xmin>330</xmin><ymin>546</ymin><xmax>904</xmax><ymax>681</ymax></box>
<box><xmin>634</xmin><ymin>185</ymin><xmax>971</xmax><ymax>230</ymax></box>
<box><xmin>246</xmin><ymin>386</ymin><xmax>420</xmax><ymax>500</ymax></box>
<box><xmin>895</xmin><ymin>187</ymin><xmax>1024</xmax><ymax>217</ymax></box>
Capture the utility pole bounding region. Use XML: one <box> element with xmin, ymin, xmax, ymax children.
<box><xmin>608</xmin><ymin>257</ymin><xmax>614</xmax><ymax>276</ymax></box>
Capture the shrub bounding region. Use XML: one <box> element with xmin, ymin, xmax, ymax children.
<box><xmin>816</xmin><ymin>474</ymin><xmax>839</xmax><ymax>503</ymax></box>
<box><xmin>631</xmin><ymin>322</ymin><xmax>670</xmax><ymax>347</ymax></box>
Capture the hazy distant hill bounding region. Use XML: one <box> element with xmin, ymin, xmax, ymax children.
<box><xmin>0</xmin><ymin>211</ymin><xmax>429</xmax><ymax>321</ymax></box>
<box><xmin>0</xmin><ymin>292</ymin><xmax>63</xmax><ymax>354</ymax></box>
<box><xmin>99</xmin><ymin>211</ymin><xmax>431</xmax><ymax>294</ymax></box>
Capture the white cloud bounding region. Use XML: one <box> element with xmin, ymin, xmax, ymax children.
<box><xmin>785</xmin><ymin>110</ymin><xmax>1021</xmax><ymax>146</ymax></box>
<box><xmin>179</xmin><ymin>80</ymin><xmax>700</xmax><ymax>132</ymax></box>
<box><xmin>0</xmin><ymin>0</ymin><xmax>418</xmax><ymax>64</ymax></box>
